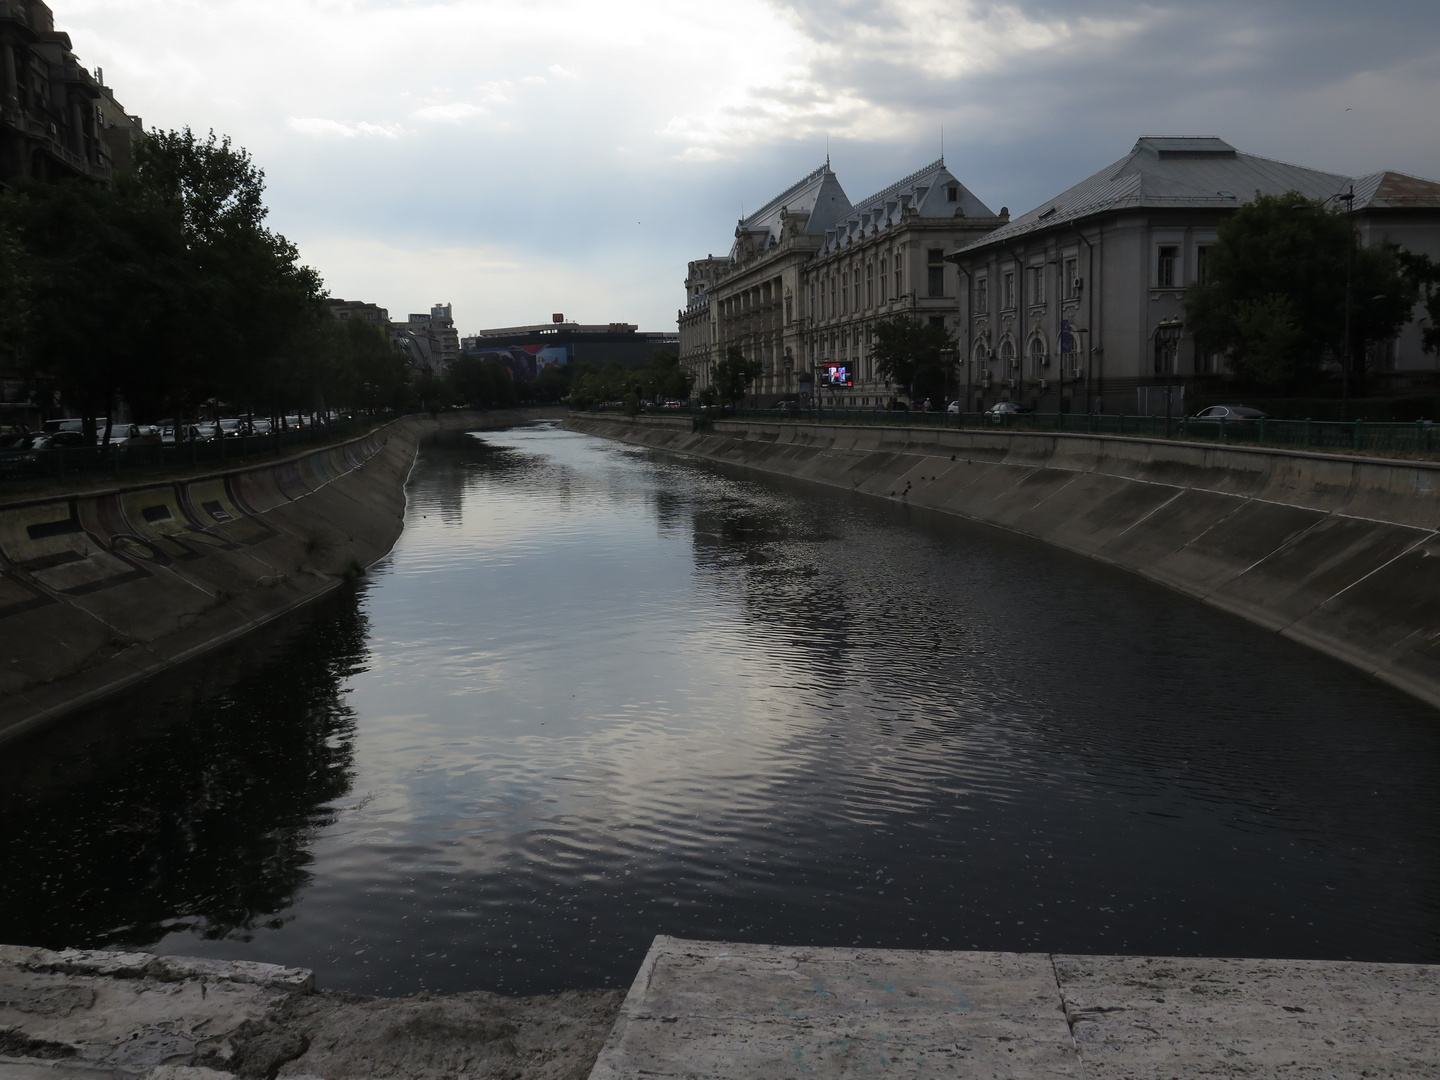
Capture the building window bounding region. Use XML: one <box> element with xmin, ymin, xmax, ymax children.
<box><xmin>975</xmin><ymin>277</ymin><xmax>988</xmax><ymax>314</ymax></box>
<box><xmin>1196</xmin><ymin>245</ymin><xmax>1211</xmax><ymax>284</ymax></box>
<box><xmin>785</xmin><ymin>296</ymin><xmax>793</xmax><ymax>325</ymax></box>
<box><xmin>927</xmin><ymin>249</ymin><xmax>945</xmax><ymax>298</ymax></box>
<box><xmin>829</xmin><ymin>276</ymin><xmax>836</xmax><ymax>319</ymax></box>
<box><xmin>1029</xmin><ymin>265</ymin><xmax>1045</xmax><ymax>306</ymax></box>
<box><xmin>1157</xmin><ymin>245</ymin><xmax>1178</xmax><ymax>288</ymax></box>
<box><xmin>866</xmin><ymin>263</ymin><xmax>874</xmax><ymax>308</ymax></box>
<box><xmin>947</xmin><ymin>186</ymin><xmax>958</xmax><ymax>203</ymax></box>
<box><xmin>879</xmin><ymin>260</ymin><xmax>888</xmax><ymax>304</ymax></box>
<box><xmin>1002</xmin><ymin>271</ymin><xmax>1015</xmax><ymax>310</ymax></box>
<box><xmin>893</xmin><ymin>253</ymin><xmax>903</xmax><ymax>297</ymax></box>
<box><xmin>1064</xmin><ymin>257</ymin><xmax>1079</xmax><ymax>299</ymax></box>
<box><xmin>853</xmin><ymin>266</ymin><xmax>861</xmax><ymax>310</ymax></box>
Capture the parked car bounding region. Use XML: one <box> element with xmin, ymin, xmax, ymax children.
<box><xmin>249</xmin><ymin>418</ymin><xmax>274</xmax><ymax>435</ymax></box>
<box><xmin>946</xmin><ymin>400</ymin><xmax>961</xmax><ymax>415</ymax></box>
<box><xmin>985</xmin><ymin>401</ymin><xmax>1034</xmax><ymax>423</ymax></box>
<box><xmin>30</xmin><ymin>430</ymin><xmax>92</xmax><ymax>450</ymax></box>
<box><xmin>1191</xmin><ymin>405</ymin><xmax>1267</xmax><ymax>421</ymax></box>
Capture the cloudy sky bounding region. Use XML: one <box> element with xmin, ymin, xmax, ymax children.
<box><xmin>58</xmin><ymin>0</ymin><xmax>1440</xmax><ymax>334</ymax></box>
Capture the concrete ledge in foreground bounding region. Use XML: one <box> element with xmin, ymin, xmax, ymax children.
<box><xmin>588</xmin><ymin>936</ymin><xmax>1440</xmax><ymax>1079</ymax></box>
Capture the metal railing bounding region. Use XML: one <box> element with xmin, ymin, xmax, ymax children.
<box><xmin>0</xmin><ymin>413</ymin><xmax>395</xmax><ymax>486</ymax></box>
<box><xmin>590</xmin><ymin>405</ymin><xmax>1440</xmax><ymax>458</ymax></box>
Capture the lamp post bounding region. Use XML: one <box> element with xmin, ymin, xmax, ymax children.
<box><xmin>939</xmin><ymin>347</ymin><xmax>955</xmax><ymax>421</ymax></box>
<box><xmin>1156</xmin><ymin>316</ymin><xmax>1183</xmax><ymax>437</ymax></box>
<box><xmin>1339</xmin><ymin>184</ymin><xmax>1355</xmax><ymax>420</ymax></box>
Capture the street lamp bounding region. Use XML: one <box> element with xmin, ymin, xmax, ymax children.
<box><xmin>939</xmin><ymin>348</ymin><xmax>956</xmax><ymax>420</ymax></box>
<box><xmin>1156</xmin><ymin>316</ymin><xmax>1184</xmax><ymax>437</ymax></box>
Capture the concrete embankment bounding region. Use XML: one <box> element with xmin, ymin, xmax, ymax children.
<box><xmin>0</xmin><ymin>409</ymin><xmax>561</xmax><ymax>744</ymax></box>
<box><xmin>0</xmin><ymin>943</ymin><xmax>620</xmax><ymax>1079</ymax></box>
<box><xmin>568</xmin><ymin>413</ymin><xmax>1440</xmax><ymax>709</ymax></box>
<box><xmin>2</xmin><ymin>939</ymin><xmax>1434</xmax><ymax>1078</ymax></box>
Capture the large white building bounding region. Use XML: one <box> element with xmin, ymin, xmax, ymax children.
<box><xmin>946</xmin><ymin>137</ymin><xmax>1440</xmax><ymax>413</ymax></box>
<box><xmin>680</xmin><ymin>159</ymin><xmax>1005</xmax><ymax>406</ymax></box>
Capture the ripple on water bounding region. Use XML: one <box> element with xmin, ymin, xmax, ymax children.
<box><xmin>0</xmin><ymin>423</ymin><xmax>1438</xmax><ymax>995</ymax></box>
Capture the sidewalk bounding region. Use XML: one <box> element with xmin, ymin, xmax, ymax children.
<box><xmin>590</xmin><ymin>936</ymin><xmax>1440</xmax><ymax>1078</ymax></box>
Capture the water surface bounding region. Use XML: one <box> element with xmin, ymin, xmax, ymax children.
<box><xmin>2</xmin><ymin>422</ymin><xmax>1438</xmax><ymax>995</ymax></box>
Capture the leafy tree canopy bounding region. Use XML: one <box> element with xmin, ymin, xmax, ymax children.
<box><xmin>869</xmin><ymin>317</ymin><xmax>957</xmax><ymax>404</ymax></box>
<box><xmin>1184</xmin><ymin>190</ymin><xmax>1417</xmax><ymax>388</ymax></box>
<box><xmin>711</xmin><ymin>347</ymin><xmax>762</xmax><ymax>404</ymax></box>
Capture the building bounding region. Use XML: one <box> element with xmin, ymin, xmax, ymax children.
<box><xmin>401</xmin><ymin>303</ymin><xmax>459</xmax><ymax>370</ymax></box>
<box><xmin>1</xmin><ymin>0</ymin><xmax>143</xmax><ymax>430</ymax></box>
<box><xmin>946</xmin><ymin>136</ymin><xmax>1440</xmax><ymax>414</ymax></box>
<box><xmin>681</xmin><ymin>158</ymin><xmax>1005</xmax><ymax>406</ymax></box>
<box><xmin>463</xmin><ymin>320</ymin><xmax>678</xmax><ymax>377</ymax></box>
<box><xmin>0</xmin><ymin>1</ymin><xmax>143</xmax><ymax>189</ymax></box>
<box><xmin>803</xmin><ymin>161</ymin><xmax>1004</xmax><ymax>406</ymax></box>
<box><xmin>327</xmin><ymin>299</ymin><xmax>390</xmax><ymax>326</ymax></box>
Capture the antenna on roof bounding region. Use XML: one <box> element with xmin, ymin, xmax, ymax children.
<box><xmin>826</xmin><ymin>134</ymin><xmax>830</xmax><ymax>169</ymax></box>
<box><xmin>940</xmin><ymin>125</ymin><xmax>944</xmax><ymax>165</ymax></box>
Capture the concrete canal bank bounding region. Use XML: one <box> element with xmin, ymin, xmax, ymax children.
<box><xmin>1</xmin><ymin>939</ymin><xmax>1435</xmax><ymax>1078</ymax></box>
<box><xmin>567</xmin><ymin>413</ymin><xmax>1440</xmax><ymax>710</ymax></box>
<box><xmin>0</xmin><ymin>408</ymin><xmax>562</xmax><ymax>745</ymax></box>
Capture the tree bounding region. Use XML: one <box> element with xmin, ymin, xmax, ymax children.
<box><xmin>0</xmin><ymin>127</ymin><xmax>334</xmax><ymax>429</ymax></box>
<box><xmin>1398</xmin><ymin>250</ymin><xmax>1440</xmax><ymax>357</ymax></box>
<box><xmin>711</xmin><ymin>347</ymin><xmax>762</xmax><ymax>404</ymax></box>
<box><xmin>639</xmin><ymin>348</ymin><xmax>693</xmax><ymax>401</ymax></box>
<box><xmin>1185</xmin><ymin>190</ymin><xmax>1417</xmax><ymax>389</ymax></box>
<box><xmin>870</xmin><ymin>317</ymin><xmax>956</xmax><ymax>405</ymax></box>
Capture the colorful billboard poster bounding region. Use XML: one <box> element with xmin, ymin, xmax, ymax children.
<box><xmin>821</xmin><ymin>363</ymin><xmax>853</xmax><ymax>387</ymax></box>
<box><xmin>535</xmin><ymin>344</ymin><xmax>572</xmax><ymax>369</ymax></box>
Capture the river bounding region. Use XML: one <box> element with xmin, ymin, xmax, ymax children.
<box><xmin>1</xmin><ymin>420</ymin><xmax>1437</xmax><ymax>996</ymax></box>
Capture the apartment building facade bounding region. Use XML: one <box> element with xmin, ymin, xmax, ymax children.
<box><xmin>0</xmin><ymin>0</ymin><xmax>142</xmax><ymax>189</ymax></box>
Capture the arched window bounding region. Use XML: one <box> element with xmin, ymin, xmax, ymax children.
<box><xmin>999</xmin><ymin>337</ymin><xmax>1016</xmax><ymax>373</ymax></box>
<box><xmin>1028</xmin><ymin>334</ymin><xmax>1048</xmax><ymax>378</ymax></box>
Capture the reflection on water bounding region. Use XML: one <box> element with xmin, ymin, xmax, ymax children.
<box><xmin>0</xmin><ymin>592</ymin><xmax>367</xmax><ymax>946</ymax></box>
<box><xmin>2</xmin><ymin>422</ymin><xmax>1439</xmax><ymax>996</ymax></box>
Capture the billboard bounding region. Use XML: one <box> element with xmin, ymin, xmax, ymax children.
<box><xmin>473</xmin><ymin>342</ymin><xmax>572</xmax><ymax>383</ymax></box>
<box><xmin>820</xmin><ymin>363</ymin><xmax>853</xmax><ymax>387</ymax></box>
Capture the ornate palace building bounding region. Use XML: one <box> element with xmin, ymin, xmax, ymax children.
<box><xmin>680</xmin><ymin>159</ymin><xmax>1006</xmax><ymax>406</ymax></box>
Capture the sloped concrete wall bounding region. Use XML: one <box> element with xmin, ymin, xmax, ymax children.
<box><xmin>0</xmin><ymin>410</ymin><xmax>558</xmax><ymax>743</ymax></box>
<box><xmin>568</xmin><ymin>413</ymin><xmax>1440</xmax><ymax>709</ymax></box>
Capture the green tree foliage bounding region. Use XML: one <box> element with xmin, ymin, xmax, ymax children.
<box><xmin>530</xmin><ymin>364</ymin><xmax>570</xmax><ymax>403</ymax></box>
<box><xmin>869</xmin><ymin>317</ymin><xmax>957</xmax><ymax>404</ymax></box>
<box><xmin>0</xmin><ymin>127</ymin><xmax>405</xmax><ymax>426</ymax></box>
<box><xmin>565</xmin><ymin>350</ymin><xmax>690</xmax><ymax>409</ymax></box>
<box><xmin>640</xmin><ymin>348</ymin><xmax>693</xmax><ymax>401</ymax></box>
<box><xmin>1184</xmin><ymin>191</ymin><xmax>1417</xmax><ymax>388</ymax></box>
<box><xmin>1397</xmin><ymin>250</ymin><xmax>1440</xmax><ymax>356</ymax></box>
<box><xmin>711</xmin><ymin>347</ymin><xmax>762</xmax><ymax>404</ymax></box>
<box><xmin>450</xmin><ymin>354</ymin><xmax>518</xmax><ymax>409</ymax></box>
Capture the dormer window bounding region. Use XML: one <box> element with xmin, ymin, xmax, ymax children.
<box><xmin>947</xmin><ymin>186</ymin><xmax>958</xmax><ymax>203</ymax></box>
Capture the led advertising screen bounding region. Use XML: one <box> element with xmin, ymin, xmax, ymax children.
<box><xmin>821</xmin><ymin>363</ymin><xmax>853</xmax><ymax>387</ymax></box>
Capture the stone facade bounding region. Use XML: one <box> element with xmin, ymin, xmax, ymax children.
<box><xmin>948</xmin><ymin>137</ymin><xmax>1440</xmax><ymax>414</ymax></box>
<box><xmin>681</xmin><ymin>160</ymin><xmax>1003</xmax><ymax>406</ymax></box>
<box><xmin>0</xmin><ymin>0</ymin><xmax>142</xmax><ymax>189</ymax></box>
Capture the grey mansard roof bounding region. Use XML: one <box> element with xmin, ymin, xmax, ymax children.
<box><xmin>822</xmin><ymin>159</ymin><xmax>994</xmax><ymax>255</ymax></box>
<box><xmin>729</xmin><ymin>163</ymin><xmax>852</xmax><ymax>258</ymax></box>
<box><xmin>957</xmin><ymin>137</ymin><xmax>1356</xmax><ymax>253</ymax></box>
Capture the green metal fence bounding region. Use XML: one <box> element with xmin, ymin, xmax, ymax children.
<box><xmin>597</xmin><ymin>405</ymin><xmax>1440</xmax><ymax>457</ymax></box>
<box><xmin>0</xmin><ymin>413</ymin><xmax>395</xmax><ymax>486</ymax></box>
